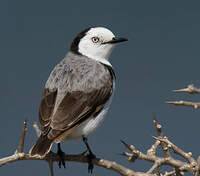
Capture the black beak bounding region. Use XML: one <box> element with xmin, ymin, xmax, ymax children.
<box><xmin>102</xmin><ymin>37</ymin><xmax>128</xmax><ymax>44</ymax></box>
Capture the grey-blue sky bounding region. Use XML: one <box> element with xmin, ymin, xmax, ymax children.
<box><xmin>1</xmin><ymin>0</ymin><xmax>200</xmax><ymax>175</ymax></box>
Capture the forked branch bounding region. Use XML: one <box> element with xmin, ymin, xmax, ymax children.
<box><xmin>121</xmin><ymin>115</ymin><xmax>200</xmax><ymax>175</ymax></box>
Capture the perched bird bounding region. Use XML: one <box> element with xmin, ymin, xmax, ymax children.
<box><xmin>30</xmin><ymin>27</ymin><xmax>127</xmax><ymax>172</ymax></box>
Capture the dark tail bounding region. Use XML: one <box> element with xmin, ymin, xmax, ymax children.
<box><xmin>29</xmin><ymin>135</ymin><xmax>53</xmax><ymax>157</ymax></box>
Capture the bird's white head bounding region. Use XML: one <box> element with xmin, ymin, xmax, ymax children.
<box><xmin>70</xmin><ymin>27</ymin><xmax>127</xmax><ymax>66</ymax></box>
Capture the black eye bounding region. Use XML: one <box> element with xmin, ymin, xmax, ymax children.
<box><xmin>91</xmin><ymin>37</ymin><xmax>99</xmax><ymax>43</ymax></box>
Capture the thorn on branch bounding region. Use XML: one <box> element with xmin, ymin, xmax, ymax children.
<box><xmin>165</xmin><ymin>101</ymin><xmax>200</xmax><ymax>109</ymax></box>
<box><xmin>172</xmin><ymin>84</ymin><xmax>200</xmax><ymax>94</ymax></box>
<box><xmin>121</xmin><ymin>116</ymin><xmax>199</xmax><ymax>175</ymax></box>
<box><xmin>120</xmin><ymin>140</ymin><xmax>139</xmax><ymax>162</ymax></box>
<box><xmin>120</xmin><ymin>140</ymin><xmax>135</xmax><ymax>152</ymax></box>
<box><xmin>167</xmin><ymin>84</ymin><xmax>200</xmax><ymax>109</ymax></box>
<box><xmin>121</xmin><ymin>152</ymin><xmax>138</xmax><ymax>162</ymax></box>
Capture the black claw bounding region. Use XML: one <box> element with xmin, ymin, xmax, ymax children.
<box><xmin>57</xmin><ymin>143</ymin><xmax>66</xmax><ymax>168</ymax></box>
<box><xmin>87</xmin><ymin>152</ymin><xmax>96</xmax><ymax>173</ymax></box>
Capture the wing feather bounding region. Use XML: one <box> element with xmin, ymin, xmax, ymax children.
<box><xmin>38</xmin><ymin>53</ymin><xmax>114</xmax><ymax>141</ymax></box>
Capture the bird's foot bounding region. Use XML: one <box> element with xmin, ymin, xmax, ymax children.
<box><xmin>86</xmin><ymin>152</ymin><xmax>96</xmax><ymax>174</ymax></box>
<box><xmin>82</xmin><ymin>136</ymin><xmax>96</xmax><ymax>173</ymax></box>
<box><xmin>57</xmin><ymin>143</ymin><xmax>66</xmax><ymax>168</ymax></box>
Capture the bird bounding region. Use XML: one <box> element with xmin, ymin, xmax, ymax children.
<box><xmin>29</xmin><ymin>26</ymin><xmax>128</xmax><ymax>172</ymax></box>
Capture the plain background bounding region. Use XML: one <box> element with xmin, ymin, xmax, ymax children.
<box><xmin>1</xmin><ymin>0</ymin><xmax>200</xmax><ymax>175</ymax></box>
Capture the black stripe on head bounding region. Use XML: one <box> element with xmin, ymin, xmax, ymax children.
<box><xmin>70</xmin><ymin>27</ymin><xmax>91</xmax><ymax>55</ymax></box>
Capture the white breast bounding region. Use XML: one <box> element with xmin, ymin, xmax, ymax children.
<box><xmin>65</xmin><ymin>81</ymin><xmax>115</xmax><ymax>141</ymax></box>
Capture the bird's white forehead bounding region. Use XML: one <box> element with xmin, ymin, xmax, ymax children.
<box><xmin>86</xmin><ymin>27</ymin><xmax>115</xmax><ymax>39</ymax></box>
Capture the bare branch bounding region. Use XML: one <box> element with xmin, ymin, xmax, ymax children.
<box><xmin>147</xmin><ymin>159</ymin><xmax>163</xmax><ymax>174</ymax></box>
<box><xmin>17</xmin><ymin>120</ymin><xmax>27</xmax><ymax>153</ymax></box>
<box><xmin>175</xmin><ymin>167</ymin><xmax>184</xmax><ymax>176</ymax></box>
<box><xmin>0</xmin><ymin>151</ymin><xmax>153</xmax><ymax>176</ymax></box>
<box><xmin>195</xmin><ymin>156</ymin><xmax>200</xmax><ymax>176</ymax></box>
<box><xmin>172</xmin><ymin>84</ymin><xmax>200</xmax><ymax>94</ymax></box>
<box><xmin>0</xmin><ymin>122</ymin><xmax>154</xmax><ymax>176</ymax></box>
<box><xmin>164</xmin><ymin>170</ymin><xmax>176</xmax><ymax>176</ymax></box>
<box><xmin>153</xmin><ymin>113</ymin><xmax>171</xmax><ymax>157</ymax></box>
<box><xmin>122</xmin><ymin>141</ymin><xmax>193</xmax><ymax>173</ymax></box>
<box><xmin>2</xmin><ymin>114</ymin><xmax>200</xmax><ymax>175</ymax></box>
<box><xmin>165</xmin><ymin>101</ymin><xmax>200</xmax><ymax>109</ymax></box>
<box><xmin>147</xmin><ymin>140</ymin><xmax>160</xmax><ymax>156</ymax></box>
<box><xmin>167</xmin><ymin>84</ymin><xmax>200</xmax><ymax>109</ymax></box>
<box><xmin>121</xmin><ymin>140</ymin><xmax>136</xmax><ymax>153</ymax></box>
<box><xmin>121</xmin><ymin>117</ymin><xmax>200</xmax><ymax>175</ymax></box>
<box><xmin>153</xmin><ymin>136</ymin><xmax>196</xmax><ymax>165</ymax></box>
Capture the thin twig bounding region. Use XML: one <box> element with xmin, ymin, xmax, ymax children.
<box><xmin>17</xmin><ymin>120</ymin><xmax>27</xmax><ymax>153</ymax></box>
<box><xmin>153</xmin><ymin>136</ymin><xmax>196</xmax><ymax>165</ymax></box>
<box><xmin>121</xmin><ymin>140</ymin><xmax>136</xmax><ymax>153</ymax></box>
<box><xmin>122</xmin><ymin>117</ymin><xmax>200</xmax><ymax>175</ymax></box>
<box><xmin>153</xmin><ymin>113</ymin><xmax>171</xmax><ymax>157</ymax></box>
<box><xmin>164</xmin><ymin>170</ymin><xmax>176</xmax><ymax>176</ymax></box>
<box><xmin>165</xmin><ymin>101</ymin><xmax>200</xmax><ymax>109</ymax></box>
<box><xmin>147</xmin><ymin>161</ymin><xmax>160</xmax><ymax>174</ymax></box>
<box><xmin>147</xmin><ymin>140</ymin><xmax>160</xmax><ymax>156</ymax></box>
<box><xmin>121</xmin><ymin>140</ymin><xmax>139</xmax><ymax>162</ymax></box>
<box><xmin>147</xmin><ymin>158</ymin><xmax>172</xmax><ymax>174</ymax></box>
<box><xmin>122</xmin><ymin>140</ymin><xmax>194</xmax><ymax>173</ymax></box>
<box><xmin>172</xmin><ymin>84</ymin><xmax>200</xmax><ymax>94</ymax></box>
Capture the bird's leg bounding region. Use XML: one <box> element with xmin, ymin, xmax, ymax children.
<box><xmin>82</xmin><ymin>136</ymin><xmax>96</xmax><ymax>173</ymax></box>
<box><xmin>57</xmin><ymin>143</ymin><xmax>66</xmax><ymax>168</ymax></box>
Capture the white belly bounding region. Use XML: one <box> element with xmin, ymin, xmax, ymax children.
<box><xmin>65</xmin><ymin>107</ymin><xmax>109</xmax><ymax>140</ymax></box>
<box><xmin>64</xmin><ymin>81</ymin><xmax>115</xmax><ymax>141</ymax></box>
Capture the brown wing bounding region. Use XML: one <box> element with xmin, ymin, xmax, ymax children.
<box><xmin>39</xmin><ymin>79</ymin><xmax>113</xmax><ymax>142</ymax></box>
<box><xmin>39</xmin><ymin>88</ymin><xmax>57</xmax><ymax>135</ymax></box>
<box><xmin>48</xmin><ymin>82</ymin><xmax>112</xmax><ymax>141</ymax></box>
